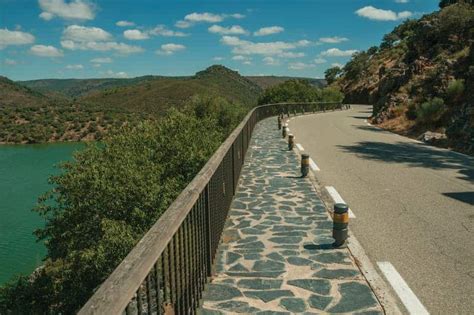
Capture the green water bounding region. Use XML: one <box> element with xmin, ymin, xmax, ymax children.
<box><xmin>0</xmin><ymin>143</ymin><xmax>83</xmax><ymax>285</ymax></box>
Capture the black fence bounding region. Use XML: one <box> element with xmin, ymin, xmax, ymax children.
<box><xmin>79</xmin><ymin>102</ymin><xmax>343</xmax><ymax>315</ymax></box>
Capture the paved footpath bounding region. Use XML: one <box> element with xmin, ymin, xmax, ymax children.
<box><xmin>199</xmin><ymin>117</ymin><xmax>383</xmax><ymax>314</ymax></box>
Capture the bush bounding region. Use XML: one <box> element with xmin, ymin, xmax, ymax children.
<box><xmin>446</xmin><ymin>79</ymin><xmax>465</xmax><ymax>100</ymax></box>
<box><xmin>416</xmin><ymin>97</ymin><xmax>446</xmax><ymax>123</ymax></box>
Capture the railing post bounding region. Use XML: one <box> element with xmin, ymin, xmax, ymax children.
<box><xmin>204</xmin><ymin>185</ymin><xmax>212</xmax><ymax>277</ymax></box>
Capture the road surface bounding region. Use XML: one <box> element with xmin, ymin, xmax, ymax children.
<box><xmin>288</xmin><ymin>105</ymin><xmax>474</xmax><ymax>314</ymax></box>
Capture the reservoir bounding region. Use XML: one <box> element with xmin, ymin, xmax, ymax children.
<box><xmin>0</xmin><ymin>143</ymin><xmax>83</xmax><ymax>285</ymax></box>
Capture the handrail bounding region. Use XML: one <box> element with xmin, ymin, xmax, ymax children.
<box><xmin>79</xmin><ymin>102</ymin><xmax>344</xmax><ymax>315</ymax></box>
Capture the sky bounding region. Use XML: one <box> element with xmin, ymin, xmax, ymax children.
<box><xmin>0</xmin><ymin>0</ymin><xmax>439</xmax><ymax>81</ymax></box>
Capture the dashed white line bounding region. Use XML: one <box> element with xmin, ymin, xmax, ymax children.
<box><xmin>325</xmin><ymin>186</ymin><xmax>356</xmax><ymax>218</ymax></box>
<box><xmin>309</xmin><ymin>158</ymin><xmax>320</xmax><ymax>171</ymax></box>
<box><xmin>377</xmin><ymin>262</ymin><xmax>429</xmax><ymax>315</ymax></box>
<box><xmin>296</xmin><ymin>143</ymin><xmax>304</xmax><ymax>151</ymax></box>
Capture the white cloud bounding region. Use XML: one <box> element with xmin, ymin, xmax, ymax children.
<box><xmin>175</xmin><ymin>20</ymin><xmax>192</xmax><ymax>29</ymax></box>
<box><xmin>123</xmin><ymin>29</ymin><xmax>149</xmax><ymax>40</ymax></box>
<box><xmin>355</xmin><ymin>6</ymin><xmax>412</xmax><ymax>21</ymax></box>
<box><xmin>103</xmin><ymin>70</ymin><xmax>128</xmax><ymax>78</ymax></box>
<box><xmin>38</xmin><ymin>0</ymin><xmax>95</xmax><ymax>21</ymax></box>
<box><xmin>0</xmin><ymin>28</ymin><xmax>35</xmax><ymax>49</ymax></box>
<box><xmin>185</xmin><ymin>12</ymin><xmax>224</xmax><ymax>23</ymax></box>
<box><xmin>319</xmin><ymin>36</ymin><xmax>348</xmax><ymax>44</ymax></box>
<box><xmin>156</xmin><ymin>43</ymin><xmax>185</xmax><ymax>55</ymax></box>
<box><xmin>232</xmin><ymin>55</ymin><xmax>247</xmax><ymax>61</ymax></box>
<box><xmin>61</xmin><ymin>40</ymin><xmax>143</xmax><ymax>54</ymax></box>
<box><xmin>116</xmin><ymin>20</ymin><xmax>135</xmax><ymax>27</ymax></box>
<box><xmin>4</xmin><ymin>58</ymin><xmax>17</xmax><ymax>65</ymax></box>
<box><xmin>66</xmin><ymin>64</ymin><xmax>83</xmax><ymax>70</ymax></box>
<box><xmin>179</xmin><ymin>12</ymin><xmax>245</xmax><ymax>28</ymax></box>
<box><xmin>321</xmin><ymin>48</ymin><xmax>358</xmax><ymax>57</ymax></box>
<box><xmin>263</xmin><ymin>56</ymin><xmax>279</xmax><ymax>66</ymax></box>
<box><xmin>242</xmin><ymin>60</ymin><xmax>252</xmax><ymax>65</ymax></box>
<box><xmin>220</xmin><ymin>36</ymin><xmax>310</xmax><ymax>56</ymax></box>
<box><xmin>61</xmin><ymin>25</ymin><xmax>143</xmax><ymax>54</ymax></box>
<box><xmin>30</xmin><ymin>44</ymin><xmax>63</xmax><ymax>57</ymax></box>
<box><xmin>208</xmin><ymin>25</ymin><xmax>248</xmax><ymax>35</ymax></box>
<box><xmin>63</xmin><ymin>25</ymin><xmax>112</xmax><ymax>42</ymax></box>
<box><xmin>253</xmin><ymin>26</ymin><xmax>284</xmax><ymax>36</ymax></box>
<box><xmin>313</xmin><ymin>57</ymin><xmax>327</xmax><ymax>64</ymax></box>
<box><xmin>91</xmin><ymin>57</ymin><xmax>112</xmax><ymax>63</ymax></box>
<box><xmin>213</xmin><ymin>56</ymin><xmax>224</xmax><ymax>61</ymax></box>
<box><xmin>288</xmin><ymin>62</ymin><xmax>315</xmax><ymax>70</ymax></box>
<box><xmin>278</xmin><ymin>52</ymin><xmax>304</xmax><ymax>58</ymax></box>
<box><xmin>149</xmin><ymin>25</ymin><xmax>187</xmax><ymax>37</ymax></box>
<box><xmin>395</xmin><ymin>0</ymin><xmax>409</xmax><ymax>3</ymax></box>
<box><xmin>331</xmin><ymin>63</ymin><xmax>344</xmax><ymax>68</ymax></box>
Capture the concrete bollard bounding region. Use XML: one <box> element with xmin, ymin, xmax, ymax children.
<box><xmin>278</xmin><ymin>116</ymin><xmax>282</xmax><ymax>130</ymax></box>
<box><xmin>282</xmin><ymin>125</ymin><xmax>287</xmax><ymax>138</ymax></box>
<box><xmin>288</xmin><ymin>134</ymin><xmax>294</xmax><ymax>150</ymax></box>
<box><xmin>332</xmin><ymin>203</ymin><xmax>349</xmax><ymax>247</ymax></box>
<box><xmin>301</xmin><ymin>154</ymin><xmax>309</xmax><ymax>177</ymax></box>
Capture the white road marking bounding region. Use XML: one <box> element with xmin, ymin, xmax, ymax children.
<box><xmin>325</xmin><ymin>186</ymin><xmax>356</xmax><ymax>218</ymax></box>
<box><xmin>309</xmin><ymin>158</ymin><xmax>320</xmax><ymax>171</ymax></box>
<box><xmin>296</xmin><ymin>143</ymin><xmax>304</xmax><ymax>151</ymax></box>
<box><xmin>377</xmin><ymin>262</ymin><xmax>429</xmax><ymax>315</ymax></box>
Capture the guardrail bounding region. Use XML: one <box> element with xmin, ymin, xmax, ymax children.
<box><xmin>79</xmin><ymin>102</ymin><xmax>344</xmax><ymax>315</ymax></box>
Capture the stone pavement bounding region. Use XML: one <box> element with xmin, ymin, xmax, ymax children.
<box><xmin>199</xmin><ymin>117</ymin><xmax>383</xmax><ymax>314</ymax></box>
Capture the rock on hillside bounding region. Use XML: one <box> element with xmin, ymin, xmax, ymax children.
<box><xmin>338</xmin><ymin>1</ymin><xmax>474</xmax><ymax>154</ymax></box>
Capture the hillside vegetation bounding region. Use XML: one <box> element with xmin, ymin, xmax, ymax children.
<box><xmin>247</xmin><ymin>76</ymin><xmax>325</xmax><ymax>89</ymax></box>
<box><xmin>0</xmin><ymin>65</ymin><xmax>261</xmax><ymax>144</ymax></box>
<box><xmin>336</xmin><ymin>0</ymin><xmax>474</xmax><ymax>154</ymax></box>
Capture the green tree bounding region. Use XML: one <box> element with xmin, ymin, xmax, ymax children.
<box><xmin>324</xmin><ymin>67</ymin><xmax>343</xmax><ymax>85</ymax></box>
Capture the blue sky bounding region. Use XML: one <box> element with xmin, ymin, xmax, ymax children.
<box><xmin>0</xmin><ymin>0</ymin><xmax>439</xmax><ymax>81</ymax></box>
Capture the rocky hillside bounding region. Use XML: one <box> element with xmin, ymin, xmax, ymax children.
<box><xmin>338</xmin><ymin>1</ymin><xmax>474</xmax><ymax>154</ymax></box>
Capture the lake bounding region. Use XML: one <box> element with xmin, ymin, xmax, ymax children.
<box><xmin>0</xmin><ymin>143</ymin><xmax>83</xmax><ymax>285</ymax></box>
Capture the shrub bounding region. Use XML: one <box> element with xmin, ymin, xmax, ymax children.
<box><xmin>446</xmin><ymin>79</ymin><xmax>465</xmax><ymax>100</ymax></box>
<box><xmin>416</xmin><ymin>97</ymin><xmax>446</xmax><ymax>123</ymax></box>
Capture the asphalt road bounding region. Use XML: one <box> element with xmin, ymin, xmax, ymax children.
<box><xmin>288</xmin><ymin>105</ymin><xmax>474</xmax><ymax>315</ymax></box>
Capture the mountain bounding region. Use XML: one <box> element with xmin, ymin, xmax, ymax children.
<box><xmin>338</xmin><ymin>1</ymin><xmax>474</xmax><ymax>154</ymax></box>
<box><xmin>79</xmin><ymin>65</ymin><xmax>261</xmax><ymax>113</ymax></box>
<box><xmin>0</xmin><ymin>76</ymin><xmax>51</xmax><ymax>108</ymax></box>
<box><xmin>247</xmin><ymin>76</ymin><xmax>326</xmax><ymax>89</ymax></box>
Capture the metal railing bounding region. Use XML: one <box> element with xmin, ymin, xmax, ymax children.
<box><xmin>79</xmin><ymin>102</ymin><xmax>344</xmax><ymax>315</ymax></box>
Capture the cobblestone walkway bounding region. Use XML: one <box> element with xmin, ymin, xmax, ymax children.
<box><xmin>199</xmin><ymin>117</ymin><xmax>383</xmax><ymax>314</ymax></box>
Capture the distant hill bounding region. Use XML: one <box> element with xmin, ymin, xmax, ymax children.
<box><xmin>18</xmin><ymin>76</ymin><xmax>167</xmax><ymax>99</ymax></box>
<box><xmin>246</xmin><ymin>76</ymin><xmax>326</xmax><ymax>89</ymax></box>
<box><xmin>79</xmin><ymin>65</ymin><xmax>262</xmax><ymax>113</ymax></box>
<box><xmin>1</xmin><ymin>65</ymin><xmax>262</xmax><ymax>144</ymax></box>
<box><xmin>0</xmin><ymin>76</ymin><xmax>51</xmax><ymax>108</ymax></box>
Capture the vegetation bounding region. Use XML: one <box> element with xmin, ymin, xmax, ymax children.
<box><xmin>0</xmin><ymin>97</ymin><xmax>246</xmax><ymax>314</ymax></box>
<box><xmin>324</xmin><ymin>67</ymin><xmax>342</xmax><ymax>85</ymax></box>
<box><xmin>337</xmin><ymin>1</ymin><xmax>474</xmax><ymax>154</ymax></box>
<box><xmin>257</xmin><ymin>79</ymin><xmax>343</xmax><ymax>105</ymax></box>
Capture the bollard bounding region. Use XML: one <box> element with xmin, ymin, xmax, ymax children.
<box><xmin>301</xmin><ymin>154</ymin><xmax>310</xmax><ymax>177</ymax></box>
<box><xmin>278</xmin><ymin>116</ymin><xmax>282</xmax><ymax>130</ymax></box>
<box><xmin>288</xmin><ymin>134</ymin><xmax>294</xmax><ymax>150</ymax></box>
<box><xmin>332</xmin><ymin>203</ymin><xmax>349</xmax><ymax>247</ymax></box>
<box><xmin>282</xmin><ymin>125</ymin><xmax>287</xmax><ymax>138</ymax></box>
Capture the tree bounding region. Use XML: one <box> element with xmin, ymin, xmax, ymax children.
<box><xmin>324</xmin><ymin>67</ymin><xmax>343</xmax><ymax>85</ymax></box>
<box><xmin>0</xmin><ymin>98</ymin><xmax>243</xmax><ymax>314</ymax></box>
